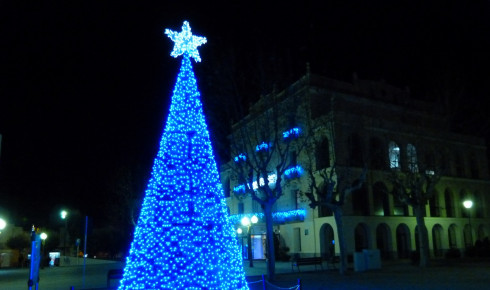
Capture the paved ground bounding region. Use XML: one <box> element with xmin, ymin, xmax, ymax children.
<box><xmin>1</xmin><ymin>258</ymin><xmax>490</xmax><ymax>289</ymax></box>
<box><xmin>246</xmin><ymin>258</ymin><xmax>490</xmax><ymax>290</ymax></box>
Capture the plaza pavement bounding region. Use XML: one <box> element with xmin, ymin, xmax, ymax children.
<box><xmin>1</xmin><ymin>258</ymin><xmax>490</xmax><ymax>289</ymax></box>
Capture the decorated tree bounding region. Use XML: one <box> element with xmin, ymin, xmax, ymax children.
<box><xmin>302</xmin><ymin>164</ymin><xmax>367</xmax><ymax>275</ymax></box>
<box><xmin>229</xmin><ymin>90</ymin><xmax>309</xmax><ymax>281</ymax></box>
<box><xmin>119</xmin><ymin>21</ymin><xmax>249</xmax><ymax>289</ymax></box>
<box><xmin>300</xmin><ymin>113</ymin><xmax>367</xmax><ymax>274</ymax></box>
<box><xmin>387</xmin><ymin>167</ymin><xmax>440</xmax><ymax>267</ymax></box>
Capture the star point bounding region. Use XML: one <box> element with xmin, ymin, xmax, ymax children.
<box><xmin>165</xmin><ymin>21</ymin><xmax>207</xmax><ymax>62</ymax></box>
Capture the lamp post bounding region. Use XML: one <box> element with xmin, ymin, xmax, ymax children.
<box><xmin>40</xmin><ymin>232</ymin><xmax>47</xmax><ymax>268</ymax></box>
<box><xmin>0</xmin><ymin>218</ymin><xmax>6</xmax><ymax>233</ymax></box>
<box><xmin>0</xmin><ymin>218</ymin><xmax>6</xmax><ymax>251</ymax></box>
<box><xmin>241</xmin><ymin>215</ymin><xmax>258</xmax><ymax>267</ymax></box>
<box><xmin>236</xmin><ymin>228</ymin><xmax>244</xmax><ymax>260</ymax></box>
<box><xmin>463</xmin><ymin>200</ymin><xmax>473</xmax><ymax>245</ymax></box>
<box><xmin>60</xmin><ymin>210</ymin><xmax>68</xmax><ymax>256</ymax></box>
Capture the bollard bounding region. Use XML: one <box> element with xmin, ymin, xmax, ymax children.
<box><xmin>262</xmin><ymin>274</ymin><xmax>266</xmax><ymax>290</ymax></box>
<box><xmin>298</xmin><ymin>278</ymin><xmax>302</xmax><ymax>289</ymax></box>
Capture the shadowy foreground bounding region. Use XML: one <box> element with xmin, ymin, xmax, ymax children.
<box><xmin>1</xmin><ymin>258</ymin><xmax>490</xmax><ymax>289</ymax></box>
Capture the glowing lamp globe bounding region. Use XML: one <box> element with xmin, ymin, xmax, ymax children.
<box><xmin>0</xmin><ymin>218</ymin><xmax>6</xmax><ymax>231</ymax></box>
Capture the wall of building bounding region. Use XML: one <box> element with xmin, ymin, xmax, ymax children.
<box><xmin>223</xmin><ymin>73</ymin><xmax>490</xmax><ymax>262</ymax></box>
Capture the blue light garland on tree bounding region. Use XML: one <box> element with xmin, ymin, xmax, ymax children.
<box><xmin>119</xmin><ymin>21</ymin><xmax>249</xmax><ymax>290</ymax></box>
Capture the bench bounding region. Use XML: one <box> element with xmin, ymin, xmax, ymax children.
<box><xmin>107</xmin><ymin>269</ymin><xmax>124</xmax><ymax>288</ymax></box>
<box><xmin>291</xmin><ymin>256</ymin><xmax>323</xmax><ymax>272</ymax></box>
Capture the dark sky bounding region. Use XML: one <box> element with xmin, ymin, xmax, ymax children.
<box><xmin>1</xmin><ymin>1</ymin><xmax>489</xmax><ymax>228</ymax></box>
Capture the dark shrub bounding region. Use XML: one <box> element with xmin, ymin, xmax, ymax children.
<box><xmin>410</xmin><ymin>251</ymin><xmax>420</xmax><ymax>265</ymax></box>
<box><xmin>445</xmin><ymin>248</ymin><xmax>461</xmax><ymax>259</ymax></box>
<box><xmin>465</xmin><ymin>246</ymin><xmax>477</xmax><ymax>257</ymax></box>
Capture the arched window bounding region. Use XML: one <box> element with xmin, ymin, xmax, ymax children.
<box><xmin>425</xmin><ymin>150</ymin><xmax>436</xmax><ymax>174</ymax></box>
<box><xmin>432</xmin><ymin>224</ymin><xmax>444</xmax><ymax>257</ymax></box>
<box><xmin>318</xmin><ymin>182</ymin><xmax>333</xmax><ymax>217</ymax></box>
<box><xmin>355</xmin><ymin>223</ymin><xmax>370</xmax><ymax>251</ymax></box>
<box><xmin>373</xmin><ymin>182</ymin><xmax>390</xmax><ymax>216</ymax></box>
<box><xmin>348</xmin><ymin>133</ymin><xmax>363</xmax><ymax>167</ymax></box>
<box><xmin>444</xmin><ymin>189</ymin><xmax>455</xmax><ymax>217</ymax></box>
<box><xmin>448</xmin><ymin>224</ymin><xmax>457</xmax><ymax>248</ymax></box>
<box><xmin>388</xmin><ymin>141</ymin><xmax>400</xmax><ymax>169</ymax></box>
<box><xmin>376</xmin><ymin>223</ymin><xmax>392</xmax><ymax>260</ymax></box>
<box><xmin>352</xmin><ymin>181</ymin><xmax>369</xmax><ymax>216</ymax></box>
<box><xmin>407</xmin><ymin>144</ymin><xmax>418</xmax><ymax>173</ymax></box>
<box><xmin>369</xmin><ymin>137</ymin><xmax>385</xmax><ymax>170</ymax></box>
<box><xmin>320</xmin><ymin>223</ymin><xmax>335</xmax><ymax>259</ymax></box>
<box><xmin>429</xmin><ymin>191</ymin><xmax>441</xmax><ymax>217</ymax></box>
<box><xmin>393</xmin><ymin>194</ymin><xmax>408</xmax><ymax>216</ymax></box>
<box><xmin>316</xmin><ymin>138</ymin><xmax>330</xmax><ymax>170</ymax></box>
<box><xmin>396</xmin><ymin>224</ymin><xmax>411</xmax><ymax>258</ymax></box>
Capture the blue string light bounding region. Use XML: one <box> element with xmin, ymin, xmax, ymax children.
<box><xmin>165</xmin><ymin>21</ymin><xmax>207</xmax><ymax>63</ymax></box>
<box><xmin>282</xmin><ymin>127</ymin><xmax>300</xmax><ymax>139</ymax></box>
<box><xmin>229</xmin><ymin>209</ymin><xmax>306</xmax><ymax>225</ymax></box>
<box><xmin>234</xmin><ymin>153</ymin><xmax>247</xmax><ymax>163</ymax></box>
<box><xmin>233</xmin><ymin>184</ymin><xmax>247</xmax><ymax>194</ymax></box>
<box><xmin>119</xmin><ymin>21</ymin><xmax>248</xmax><ymax>290</ymax></box>
<box><xmin>233</xmin><ymin>174</ymin><xmax>278</xmax><ymax>193</ymax></box>
<box><xmin>284</xmin><ymin>165</ymin><xmax>303</xmax><ymax>178</ymax></box>
<box><xmin>255</xmin><ymin>142</ymin><xmax>269</xmax><ymax>152</ymax></box>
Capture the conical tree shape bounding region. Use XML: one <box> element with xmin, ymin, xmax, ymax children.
<box><xmin>118</xmin><ymin>54</ymin><xmax>249</xmax><ymax>289</ymax></box>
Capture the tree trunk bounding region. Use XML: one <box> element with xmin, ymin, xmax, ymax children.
<box><xmin>333</xmin><ymin>206</ymin><xmax>347</xmax><ymax>274</ymax></box>
<box><xmin>264</xmin><ymin>202</ymin><xmax>276</xmax><ymax>280</ymax></box>
<box><xmin>414</xmin><ymin>205</ymin><xmax>430</xmax><ymax>267</ymax></box>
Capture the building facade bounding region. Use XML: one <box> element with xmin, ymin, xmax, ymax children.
<box><xmin>221</xmin><ymin>72</ymin><xmax>490</xmax><ymax>262</ymax></box>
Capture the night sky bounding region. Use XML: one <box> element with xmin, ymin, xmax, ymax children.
<box><xmin>1</xmin><ymin>1</ymin><xmax>489</xmax><ymax>229</ymax></box>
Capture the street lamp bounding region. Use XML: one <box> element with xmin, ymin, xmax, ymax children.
<box><xmin>0</xmin><ymin>218</ymin><xmax>6</xmax><ymax>250</ymax></box>
<box><xmin>241</xmin><ymin>215</ymin><xmax>258</xmax><ymax>267</ymax></box>
<box><xmin>463</xmin><ymin>200</ymin><xmax>473</xmax><ymax>245</ymax></box>
<box><xmin>236</xmin><ymin>228</ymin><xmax>244</xmax><ymax>259</ymax></box>
<box><xmin>0</xmin><ymin>218</ymin><xmax>6</xmax><ymax>233</ymax></box>
<box><xmin>0</xmin><ymin>218</ymin><xmax>7</xmax><ymax>238</ymax></box>
<box><xmin>40</xmin><ymin>232</ymin><xmax>47</xmax><ymax>268</ymax></box>
<box><xmin>60</xmin><ymin>210</ymin><xmax>68</xmax><ymax>256</ymax></box>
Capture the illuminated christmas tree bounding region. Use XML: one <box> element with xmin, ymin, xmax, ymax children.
<box><xmin>119</xmin><ymin>21</ymin><xmax>249</xmax><ymax>289</ymax></box>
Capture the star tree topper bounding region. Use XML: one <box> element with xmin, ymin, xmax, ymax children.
<box><xmin>165</xmin><ymin>21</ymin><xmax>207</xmax><ymax>62</ymax></box>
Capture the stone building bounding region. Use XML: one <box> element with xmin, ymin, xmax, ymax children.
<box><xmin>221</xmin><ymin>71</ymin><xmax>490</xmax><ymax>262</ymax></box>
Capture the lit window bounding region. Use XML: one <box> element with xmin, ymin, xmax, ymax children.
<box><xmin>407</xmin><ymin>144</ymin><xmax>418</xmax><ymax>172</ymax></box>
<box><xmin>389</xmin><ymin>141</ymin><xmax>400</xmax><ymax>169</ymax></box>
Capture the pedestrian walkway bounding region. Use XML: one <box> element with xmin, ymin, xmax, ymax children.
<box><xmin>246</xmin><ymin>258</ymin><xmax>490</xmax><ymax>289</ymax></box>
<box><xmin>2</xmin><ymin>258</ymin><xmax>490</xmax><ymax>289</ymax></box>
